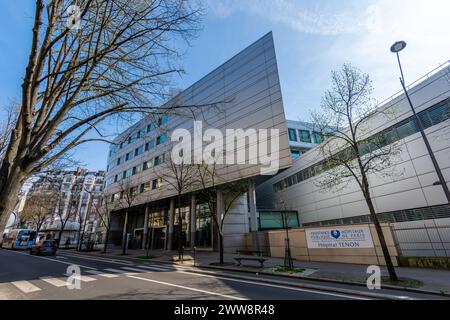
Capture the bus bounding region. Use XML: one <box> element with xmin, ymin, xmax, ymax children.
<box><xmin>1</xmin><ymin>229</ymin><xmax>37</xmax><ymax>250</ymax></box>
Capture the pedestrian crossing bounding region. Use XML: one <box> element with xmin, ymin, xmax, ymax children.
<box><xmin>2</xmin><ymin>263</ymin><xmax>189</xmax><ymax>296</ymax></box>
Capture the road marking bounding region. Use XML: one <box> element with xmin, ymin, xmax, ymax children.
<box><xmin>85</xmin><ymin>270</ymin><xmax>119</xmax><ymax>278</ymax></box>
<box><xmin>176</xmin><ymin>270</ymin><xmax>370</xmax><ymax>300</ymax></box>
<box><xmin>121</xmin><ymin>266</ymin><xmax>152</xmax><ymax>273</ymax></box>
<box><xmin>40</xmin><ymin>277</ymin><xmax>67</xmax><ymax>287</ymax></box>
<box><xmin>104</xmin><ymin>268</ymin><xmax>128</xmax><ymax>274</ymax></box>
<box><xmin>138</xmin><ymin>265</ymin><xmax>171</xmax><ymax>271</ymax></box>
<box><xmin>59</xmin><ymin>252</ymin><xmax>134</xmax><ymax>266</ymax></box>
<box><xmin>11</xmin><ymin>281</ymin><xmax>41</xmax><ymax>293</ymax></box>
<box><xmin>126</xmin><ymin>274</ymin><xmax>246</xmax><ymax>300</ymax></box>
<box><xmin>11</xmin><ymin>250</ymin><xmax>96</xmax><ymax>270</ymax></box>
<box><xmin>63</xmin><ymin>274</ymin><xmax>97</xmax><ymax>282</ymax></box>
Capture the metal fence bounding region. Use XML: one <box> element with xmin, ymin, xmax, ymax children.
<box><xmin>392</xmin><ymin>218</ymin><xmax>450</xmax><ymax>257</ymax></box>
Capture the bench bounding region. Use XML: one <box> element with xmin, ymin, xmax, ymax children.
<box><xmin>234</xmin><ymin>257</ymin><xmax>268</xmax><ymax>268</ymax></box>
<box><xmin>236</xmin><ymin>250</ymin><xmax>265</xmax><ymax>256</ymax></box>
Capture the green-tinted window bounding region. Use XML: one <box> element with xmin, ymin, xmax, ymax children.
<box><xmin>395</xmin><ymin>119</ymin><xmax>418</xmax><ymax>140</ymax></box>
<box><xmin>299</xmin><ymin>130</ymin><xmax>312</xmax><ymax>143</ymax></box>
<box><xmin>288</xmin><ymin>129</ymin><xmax>297</xmax><ymax>141</ymax></box>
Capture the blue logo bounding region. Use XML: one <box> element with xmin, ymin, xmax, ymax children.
<box><xmin>331</xmin><ymin>230</ymin><xmax>341</xmax><ymax>239</ymax></box>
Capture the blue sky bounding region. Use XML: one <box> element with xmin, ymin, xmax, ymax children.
<box><xmin>1</xmin><ymin>0</ymin><xmax>449</xmax><ymax>171</ymax></box>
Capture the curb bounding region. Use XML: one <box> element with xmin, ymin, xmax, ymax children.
<box><xmin>61</xmin><ymin>250</ymin><xmax>449</xmax><ymax>299</ymax></box>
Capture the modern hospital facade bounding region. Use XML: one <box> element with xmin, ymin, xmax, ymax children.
<box><xmin>103</xmin><ymin>31</ymin><xmax>450</xmax><ymax>254</ymax></box>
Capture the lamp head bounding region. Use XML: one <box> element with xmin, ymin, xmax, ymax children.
<box><xmin>390</xmin><ymin>41</ymin><xmax>407</xmax><ymax>53</ymax></box>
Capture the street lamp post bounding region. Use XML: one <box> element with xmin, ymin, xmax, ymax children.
<box><xmin>390</xmin><ymin>41</ymin><xmax>450</xmax><ymax>203</ymax></box>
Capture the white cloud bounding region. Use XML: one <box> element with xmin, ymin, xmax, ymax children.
<box><xmin>208</xmin><ymin>0</ymin><xmax>450</xmax><ymax>108</ymax></box>
<box><xmin>207</xmin><ymin>0</ymin><xmax>367</xmax><ymax>36</ymax></box>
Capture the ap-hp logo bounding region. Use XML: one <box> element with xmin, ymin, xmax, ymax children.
<box><xmin>330</xmin><ymin>230</ymin><xmax>341</xmax><ymax>239</ymax></box>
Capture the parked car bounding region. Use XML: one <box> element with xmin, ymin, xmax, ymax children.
<box><xmin>0</xmin><ymin>232</ymin><xmax>7</xmax><ymax>248</ymax></box>
<box><xmin>29</xmin><ymin>240</ymin><xmax>58</xmax><ymax>256</ymax></box>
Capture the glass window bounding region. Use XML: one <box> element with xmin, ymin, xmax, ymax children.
<box><xmin>137</xmin><ymin>129</ymin><xmax>145</xmax><ymax>139</ymax></box>
<box><xmin>143</xmin><ymin>159</ymin><xmax>153</xmax><ymax>170</ymax></box>
<box><xmin>299</xmin><ymin>130</ymin><xmax>312</xmax><ymax>143</ymax></box>
<box><xmin>160</xmin><ymin>116</ymin><xmax>168</xmax><ymax>126</ymax></box>
<box><xmin>140</xmin><ymin>182</ymin><xmax>151</xmax><ymax>193</ymax></box>
<box><xmin>395</xmin><ymin>118</ymin><xmax>418</xmax><ymax>140</ymax></box>
<box><xmin>116</xmin><ymin>157</ymin><xmax>122</xmax><ymax>166</ymax></box>
<box><xmin>135</xmin><ymin>145</ymin><xmax>143</xmax><ymax>157</ymax></box>
<box><xmin>313</xmin><ymin>132</ymin><xmax>325</xmax><ymax>144</ymax></box>
<box><xmin>418</xmin><ymin>111</ymin><xmax>433</xmax><ymax>129</ymax></box>
<box><xmin>128</xmin><ymin>135</ymin><xmax>136</xmax><ymax>144</ymax></box>
<box><xmin>132</xmin><ymin>165</ymin><xmax>142</xmax><ymax>175</ymax></box>
<box><xmin>291</xmin><ymin>150</ymin><xmax>300</xmax><ymax>158</ymax></box>
<box><xmin>147</xmin><ymin>123</ymin><xmax>156</xmax><ymax>133</ymax></box>
<box><xmin>428</xmin><ymin>101</ymin><xmax>449</xmax><ymax>125</ymax></box>
<box><xmin>288</xmin><ymin>128</ymin><xmax>297</xmax><ymax>142</ymax></box>
<box><xmin>125</xmin><ymin>151</ymin><xmax>134</xmax><ymax>161</ymax></box>
<box><xmin>154</xmin><ymin>154</ymin><xmax>165</xmax><ymax>166</ymax></box>
<box><xmin>145</xmin><ymin>139</ymin><xmax>155</xmax><ymax>151</ymax></box>
<box><xmin>156</xmin><ymin>134</ymin><xmax>167</xmax><ymax>145</ymax></box>
<box><xmin>151</xmin><ymin>178</ymin><xmax>161</xmax><ymax>190</ymax></box>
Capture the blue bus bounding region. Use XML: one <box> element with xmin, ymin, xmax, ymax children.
<box><xmin>1</xmin><ymin>229</ymin><xmax>37</xmax><ymax>249</ymax></box>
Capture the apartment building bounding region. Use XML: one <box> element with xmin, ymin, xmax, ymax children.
<box><xmin>23</xmin><ymin>169</ymin><xmax>105</xmax><ymax>247</ymax></box>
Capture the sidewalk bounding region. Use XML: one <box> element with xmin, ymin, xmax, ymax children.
<box><xmin>74</xmin><ymin>247</ymin><xmax>450</xmax><ymax>295</ymax></box>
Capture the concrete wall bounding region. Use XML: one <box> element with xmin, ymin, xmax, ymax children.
<box><xmin>244</xmin><ymin>223</ymin><xmax>398</xmax><ymax>266</ymax></box>
<box><xmin>222</xmin><ymin>193</ymin><xmax>249</xmax><ymax>253</ymax></box>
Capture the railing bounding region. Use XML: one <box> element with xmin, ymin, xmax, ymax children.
<box><xmin>392</xmin><ymin>220</ymin><xmax>450</xmax><ymax>258</ymax></box>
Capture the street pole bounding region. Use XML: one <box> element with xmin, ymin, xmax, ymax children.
<box><xmin>391</xmin><ymin>42</ymin><xmax>450</xmax><ymax>203</ymax></box>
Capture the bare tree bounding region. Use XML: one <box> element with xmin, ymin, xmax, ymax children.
<box><xmin>195</xmin><ymin>161</ymin><xmax>250</xmax><ymax>265</ymax></box>
<box><xmin>0</xmin><ymin>0</ymin><xmax>206</xmax><ymax>231</ymax></box>
<box><xmin>275</xmin><ymin>198</ymin><xmax>294</xmax><ymax>269</ymax></box>
<box><xmin>22</xmin><ymin>188</ymin><xmax>58</xmax><ymax>234</ymax></box>
<box><xmin>154</xmin><ymin>152</ymin><xmax>197</xmax><ymax>256</ymax></box>
<box><xmin>113</xmin><ymin>178</ymin><xmax>140</xmax><ymax>254</ymax></box>
<box><xmin>0</xmin><ymin>101</ymin><xmax>19</xmax><ymax>162</ymax></box>
<box><xmin>95</xmin><ymin>190</ymin><xmax>117</xmax><ymax>253</ymax></box>
<box><xmin>310</xmin><ymin>63</ymin><xmax>401</xmax><ymax>281</ymax></box>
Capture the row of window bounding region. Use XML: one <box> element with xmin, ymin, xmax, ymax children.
<box><xmin>110</xmin><ymin>178</ymin><xmax>163</xmax><ymax>202</ymax></box>
<box><xmin>288</xmin><ymin>128</ymin><xmax>326</xmax><ymax>144</ymax></box>
<box><xmin>108</xmin><ymin>134</ymin><xmax>168</xmax><ymax>171</ymax></box>
<box><xmin>113</xmin><ymin>153</ymin><xmax>167</xmax><ymax>183</ymax></box>
<box><xmin>302</xmin><ymin>204</ymin><xmax>450</xmax><ymax>227</ymax></box>
<box><xmin>109</xmin><ymin>116</ymin><xmax>169</xmax><ymax>157</ymax></box>
<box><xmin>274</xmin><ymin>98</ymin><xmax>450</xmax><ymax>193</ymax></box>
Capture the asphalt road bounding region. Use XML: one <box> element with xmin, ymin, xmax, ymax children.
<box><xmin>0</xmin><ymin>248</ymin><xmax>444</xmax><ymax>300</ymax></box>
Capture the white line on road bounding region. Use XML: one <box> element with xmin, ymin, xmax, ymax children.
<box><xmin>85</xmin><ymin>270</ymin><xmax>119</xmax><ymax>278</ymax></box>
<box><xmin>11</xmin><ymin>281</ymin><xmax>41</xmax><ymax>293</ymax></box>
<box><xmin>40</xmin><ymin>277</ymin><xmax>67</xmax><ymax>287</ymax></box>
<box><xmin>121</xmin><ymin>267</ymin><xmax>152</xmax><ymax>273</ymax></box>
<box><xmin>138</xmin><ymin>265</ymin><xmax>171</xmax><ymax>271</ymax></box>
<box><xmin>63</xmin><ymin>274</ymin><xmax>97</xmax><ymax>282</ymax></box>
<box><xmin>59</xmin><ymin>252</ymin><xmax>134</xmax><ymax>266</ymax></box>
<box><xmin>126</xmin><ymin>274</ymin><xmax>247</xmax><ymax>300</ymax></box>
<box><xmin>10</xmin><ymin>250</ymin><xmax>97</xmax><ymax>270</ymax></box>
<box><xmin>175</xmin><ymin>270</ymin><xmax>370</xmax><ymax>300</ymax></box>
<box><xmin>104</xmin><ymin>268</ymin><xmax>128</xmax><ymax>274</ymax></box>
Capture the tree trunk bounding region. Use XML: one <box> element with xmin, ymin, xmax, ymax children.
<box><xmin>103</xmin><ymin>227</ymin><xmax>110</xmax><ymax>253</ymax></box>
<box><xmin>219</xmin><ymin>232</ymin><xmax>224</xmax><ymax>265</ymax></box>
<box><xmin>0</xmin><ymin>170</ymin><xmax>24</xmax><ymax>232</ymax></box>
<box><xmin>363</xmin><ymin>183</ymin><xmax>398</xmax><ymax>281</ymax></box>
<box><xmin>177</xmin><ymin>195</ymin><xmax>183</xmax><ymax>257</ymax></box>
<box><xmin>122</xmin><ymin>210</ymin><xmax>129</xmax><ymax>254</ymax></box>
